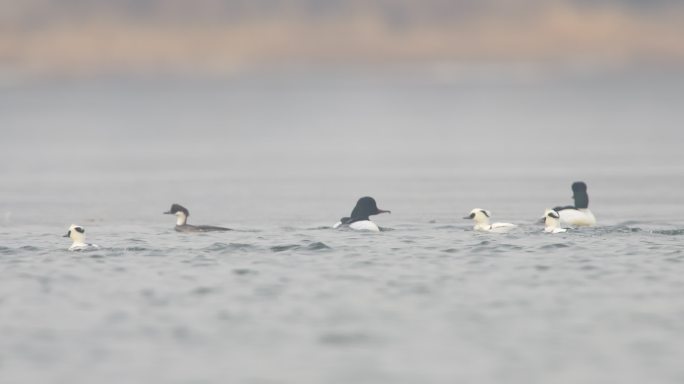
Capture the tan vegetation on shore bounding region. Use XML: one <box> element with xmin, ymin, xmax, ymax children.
<box><xmin>1</xmin><ymin>1</ymin><xmax>683</xmax><ymax>76</ymax></box>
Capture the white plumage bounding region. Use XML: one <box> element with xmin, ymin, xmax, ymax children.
<box><xmin>464</xmin><ymin>209</ymin><xmax>517</xmax><ymax>233</ymax></box>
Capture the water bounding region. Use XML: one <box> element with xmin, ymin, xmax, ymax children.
<box><xmin>1</xmin><ymin>70</ymin><xmax>684</xmax><ymax>383</ymax></box>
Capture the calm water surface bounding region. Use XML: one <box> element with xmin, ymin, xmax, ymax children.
<box><xmin>1</xmin><ymin>71</ymin><xmax>683</xmax><ymax>383</ymax></box>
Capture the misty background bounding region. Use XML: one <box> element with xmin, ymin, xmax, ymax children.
<box><xmin>1</xmin><ymin>0</ymin><xmax>683</xmax><ymax>226</ymax></box>
<box><xmin>2</xmin><ymin>0</ymin><xmax>684</xmax><ymax>225</ymax></box>
<box><xmin>1</xmin><ymin>0</ymin><xmax>683</xmax><ymax>78</ymax></box>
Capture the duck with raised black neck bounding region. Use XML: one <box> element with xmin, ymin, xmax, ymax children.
<box><xmin>333</xmin><ymin>196</ymin><xmax>391</xmax><ymax>232</ymax></box>
<box><xmin>552</xmin><ymin>181</ymin><xmax>596</xmax><ymax>227</ymax></box>
<box><xmin>164</xmin><ymin>203</ymin><xmax>231</xmax><ymax>232</ymax></box>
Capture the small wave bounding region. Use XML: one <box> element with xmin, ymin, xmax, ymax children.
<box><xmin>229</xmin><ymin>229</ymin><xmax>261</xmax><ymax>233</ymax></box>
<box><xmin>226</xmin><ymin>243</ymin><xmax>256</xmax><ymax>251</ymax></box>
<box><xmin>270</xmin><ymin>241</ymin><xmax>332</xmax><ymax>252</ymax></box>
<box><xmin>0</xmin><ymin>246</ymin><xmax>14</xmax><ymax>255</ymax></box>
<box><xmin>434</xmin><ymin>225</ymin><xmax>460</xmax><ymax>230</ymax></box>
<box><xmin>539</xmin><ymin>243</ymin><xmax>571</xmax><ymax>249</ymax></box>
<box><xmin>143</xmin><ymin>250</ymin><xmax>167</xmax><ymax>257</ymax></box>
<box><xmin>617</xmin><ymin>220</ymin><xmax>651</xmax><ymax>226</ymax></box>
<box><xmin>270</xmin><ymin>244</ymin><xmax>300</xmax><ymax>252</ymax></box>
<box><xmin>608</xmin><ymin>226</ymin><xmax>643</xmax><ymax>234</ymax></box>
<box><xmin>183</xmin><ymin>256</ymin><xmax>218</xmax><ymax>268</ymax></box>
<box><xmin>469</xmin><ymin>239</ymin><xmax>516</xmax><ymax>253</ymax></box>
<box><xmin>203</xmin><ymin>242</ymin><xmax>256</xmax><ymax>252</ymax></box>
<box><xmin>203</xmin><ymin>242</ymin><xmax>231</xmax><ymax>251</ymax></box>
<box><xmin>233</xmin><ymin>268</ymin><xmax>258</xmax><ymax>275</ymax></box>
<box><xmin>651</xmin><ymin>229</ymin><xmax>684</xmax><ymax>236</ymax></box>
<box><xmin>471</xmin><ymin>246</ymin><xmax>490</xmax><ymax>254</ymax></box>
<box><xmin>592</xmin><ymin>225</ymin><xmax>664</xmax><ymax>235</ymax></box>
<box><xmin>318</xmin><ymin>332</ymin><xmax>375</xmax><ymax>346</ymax></box>
<box><xmin>190</xmin><ymin>286</ymin><xmax>217</xmax><ymax>296</ymax></box>
<box><xmin>305</xmin><ymin>242</ymin><xmax>331</xmax><ymax>251</ymax></box>
<box><xmin>496</xmin><ymin>244</ymin><xmax>524</xmax><ymax>252</ymax></box>
<box><xmin>123</xmin><ymin>246</ymin><xmax>149</xmax><ymax>252</ymax></box>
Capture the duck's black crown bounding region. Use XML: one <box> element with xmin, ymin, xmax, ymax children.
<box><xmin>340</xmin><ymin>196</ymin><xmax>390</xmax><ymax>224</ymax></box>
<box><xmin>164</xmin><ymin>204</ymin><xmax>189</xmax><ymax>217</ymax></box>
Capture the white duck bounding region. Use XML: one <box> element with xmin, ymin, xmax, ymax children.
<box><xmin>464</xmin><ymin>209</ymin><xmax>517</xmax><ymax>233</ymax></box>
<box><xmin>63</xmin><ymin>224</ymin><xmax>100</xmax><ymax>251</ymax></box>
<box><xmin>543</xmin><ymin>209</ymin><xmax>567</xmax><ymax>233</ymax></box>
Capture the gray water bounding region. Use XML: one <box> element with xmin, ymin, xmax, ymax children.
<box><xmin>1</xmin><ymin>70</ymin><xmax>684</xmax><ymax>384</ymax></box>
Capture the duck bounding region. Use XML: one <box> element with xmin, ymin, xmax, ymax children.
<box><xmin>464</xmin><ymin>208</ymin><xmax>517</xmax><ymax>233</ymax></box>
<box><xmin>553</xmin><ymin>181</ymin><xmax>596</xmax><ymax>227</ymax></box>
<box><xmin>63</xmin><ymin>224</ymin><xmax>100</xmax><ymax>251</ymax></box>
<box><xmin>543</xmin><ymin>209</ymin><xmax>567</xmax><ymax>233</ymax></box>
<box><xmin>164</xmin><ymin>204</ymin><xmax>231</xmax><ymax>232</ymax></box>
<box><xmin>333</xmin><ymin>196</ymin><xmax>390</xmax><ymax>232</ymax></box>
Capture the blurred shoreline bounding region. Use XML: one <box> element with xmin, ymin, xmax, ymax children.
<box><xmin>1</xmin><ymin>1</ymin><xmax>683</xmax><ymax>82</ymax></box>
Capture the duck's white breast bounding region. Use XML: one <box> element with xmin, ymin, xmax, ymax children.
<box><xmin>349</xmin><ymin>220</ymin><xmax>380</xmax><ymax>232</ymax></box>
<box><xmin>559</xmin><ymin>209</ymin><xmax>596</xmax><ymax>227</ymax></box>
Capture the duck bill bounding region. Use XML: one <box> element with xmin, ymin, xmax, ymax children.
<box><xmin>163</xmin><ymin>211</ymin><xmax>172</xmax><ymax>215</ymax></box>
<box><xmin>462</xmin><ymin>216</ymin><xmax>471</xmax><ymax>220</ymax></box>
<box><xmin>377</xmin><ymin>209</ymin><xmax>391</xmax><ymax>215</ymax></box>
<box><xmin>62</xmin><ymin>233</ymin><xmax>70</xmax><ymax>238</ymax></box>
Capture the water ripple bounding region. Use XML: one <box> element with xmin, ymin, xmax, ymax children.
<box><xmin>318</xmin><ymin>331</ymin><xmax>376</xmax><ymax>346</ymax></box>
<box><xmin>233</xmin><ymin>268</ymin><xmax>258</xmax><ymax>276</ymax></box>
<box><xmin>270</xmin><ymin>241</ymin><xmax>332</xmax><ymax>252</ymax></box>
<box><xmin>270</xmin><ymin>244</ymin><xmax>300</xmax><ymax>252</ymax></box>
<box><xmin>306</xmin><ymin>241</ymin><xmax>331</xmax><ymax>251</ymax></box>
<box><xmin>540</xmin><ymin>243</ymin><xmax>572</xmax><ymax>249</ymax></box>
<box><xmin>652</xmin><ymin>229</ymin><xmax>684</xmax><ymax>236</ymax></box>
<box><xmin>203</xmin><ymin>242</ymin><xmax>257</xmax><ymax>252</ymax></box>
